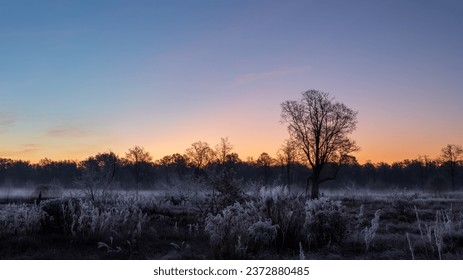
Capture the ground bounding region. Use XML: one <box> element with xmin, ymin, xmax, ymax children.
<box><xmin>1</xmin><ymin>187</ymin><xmax>462</xmax><ymax>260</ymax></box>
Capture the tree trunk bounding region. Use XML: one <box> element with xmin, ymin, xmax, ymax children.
<box><xmin>311</xmin><ymin>180</ymin><xmax>320</xmax><ymax>199</ymax></box>
<box><xmin>286</xmin><ymin>164</ymin><xmax>291</xmax><ymax>186</ymax></box>
<box><xmin>305</xmin><ymin>175</ymin><xmax>310</xmax><ymax>199</ymax></box>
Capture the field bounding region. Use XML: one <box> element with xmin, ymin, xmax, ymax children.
<box><xmin>1</xmin><ymin>185</ymin><xmax>463</xmax><ymax>260</ymax></box>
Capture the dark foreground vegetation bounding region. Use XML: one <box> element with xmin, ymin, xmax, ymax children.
<box><xmin>1</xmin><ymin>183</ymin><xmax>463</xmax><ymax>260</ymax></box>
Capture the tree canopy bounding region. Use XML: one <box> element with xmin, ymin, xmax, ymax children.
<box><xmin>281</xmin><ymin>89</ymin><xmax>359</xmax><ymax>198</ymax></box>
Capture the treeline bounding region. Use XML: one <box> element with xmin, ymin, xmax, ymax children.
<box><xmin>0</xmin><ymin>151</ymin><xmax>309</xmax><ymax>190</ymax></box>
<box><xmin>0</xmin><ymin>141</ymin><xmax>462</xmax><ymax>192</ymax></box>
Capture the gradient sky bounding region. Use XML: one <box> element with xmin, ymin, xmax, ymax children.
<box><xmin>1</xmin><ymin>0</ymin><xmax>462</xmax><ymax>164</ymax></box>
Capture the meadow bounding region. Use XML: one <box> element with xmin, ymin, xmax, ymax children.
<box><xmin>1</xmin><ymin>184</ymin><xmax>462</xmax><ymax>260</ymax></box>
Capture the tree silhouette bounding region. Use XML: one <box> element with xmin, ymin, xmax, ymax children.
<box><xmin>185</xmin><ymin>141</ymin><xmax>215</xmax><ymax>176</ymax></box>
<box><xmin>125</xmin><ymin>146</ymin><xmax>152</xmax><ymax>191</ymax></box>
<box><xmin>257</xmin><ymin>152</ymin><xmax>273</xmax><ymax>185</ymax></box>
<box><xmin>277</xmin><ymin>138</ymin><xmax>299</xmax><ymax>187</ymax></box>
<box><xmin>440</xmin><ymin>144</ymin><xmax>463</xmax><ymax>191</ymax></box>
<box><xmin>215</xmin><ymin>137</ymin><xmax>233</xmax><ymax>165</ymax></box>
<box><xmin>281</xmin><ymin>89</ymin><xmax>359</xmax><ymax>199</ymax></box>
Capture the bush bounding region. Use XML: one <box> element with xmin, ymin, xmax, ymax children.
<box><xmin>204</xmin><ymin>187</ymin><xmax>350</xmax><ymax>257</ymax></box>
<box><xmin>256</xmin><ymin>186</ymin><xmax>306</xmax><ymax>250</ymax></box>
<box><xmin>204</xmin><ymin>202</ymin><xmax>276</xmax><ymax>258</ymax></box>
<box><xmin>305</xmin><ymin>198</ymin><xmax>349</xmax><ymax>248</ymax></box>
<box><xmin>207</xmin><ymin>168</ymin><xmax>246</xmax><ymax>214</ymax></box>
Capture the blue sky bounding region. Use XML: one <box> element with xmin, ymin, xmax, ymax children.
<box><xmin>1</xmin><ymin>0</ymin><xmax>462</xmax><ymax>163</ymax></box>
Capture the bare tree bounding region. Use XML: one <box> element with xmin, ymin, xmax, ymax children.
<box><xmin>417</xmin><ymin>155</ymin><xmax>431</xmax><ymax>189</ymax></box>
<box><xmin>185</xmin><ymin>141</ymin><xmax>215</xmax><ymax>176</ymax></box>
<box><xmin>77</xmin><ymin>151</ymin><xmax>119</xmax><ymax>205</ymax></box>
<box><xmin>125</xmin><ymin>146</ymin><xmax>152</xmax><ymax>192</ymax></box>
<box><xmin>277</xmin><ymin>138</ymin><xmax>299</xmax><ymax>187</ymax></box>
<box><xmin>94</xmin><ymin>151</ymin><xmax>118</xmax><ymax>185</ymax></box>
<box><xmin>215</xmin><ymin>137</ymin><xmax>233</xmax><ymax>164</ymax></box>
<box><xmin>281</xmin><ymin>89</ymin><xmax>359</xmax><ymax>199</ymax></box>
<box><xmin>257</xmin><ymin>152</ymin><xmax>274</xmax><ymax>185</ymax></box>
<box><xmin>440</xmin><ymin>144</ymin><xmax>463</xmax><ymax>191</ymax></box>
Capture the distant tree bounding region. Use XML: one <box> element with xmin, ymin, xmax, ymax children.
<box><xmin>215</xmin><ymin>137</ymin><xmax>233</xmax><ymax>164</ymax></box>
<box><xmin>416</xmin><ymin>155</ymin><xmax>431</xmax><ymax>188</ymax></box>
<box><xmin>36</xmin><ymin>158</ymin><xmax>78</xmax><ymax>186</ymax></box>
<box><xmin>158</xmin><ymin>153</ymin><xmax>189</xmax><ymax>181</ymax></box>
<box><xmin>159</xmin><ymin>153</ymin><xmax>188</xmax><ymax>168</ymax></box>
<box><xmin>78</xmin><ymin>152</ymin><xmax>119</xmax><ymax>203</ymax></box>
<box><xmin>277</xmin><ymin>138</ymin><xmax>299</xmax><ymax>186</ymax></box>
<box><xmin>440</xmin><ymin>144</ymin><xmax>463</xmax><ymax>191</ymax></box>
<box><xmin>185</xmin><ymin>141</ymin><xmax>215</xmax><ymax>176</ymax></box>
<box><xmin>125</xmin><ymin>146</ymin><xmax>152</xmax><ymax>191</ymax></box>
<box><xmin>257</xmin><ymin>152</ymin><xmax>274</xmax><ymax>185</ymax></box>
<box><xmin>94</xmin><ymin>152</ymin><xmax>118</xmax><ymax>184</ymax></box>
<box><xmin>0</xmin><ymin>158</ymin><xmax>13</xmax><ymax>183</ymax></box>
<box><xmin>281</xmin><ymin>89</ymin><xmax>359</xmax><ymax>199</ymax></box>
<box><xmin>225</xmin><ymin>153</ymin><xmax>241</xmax><ymax>165</ymax></box>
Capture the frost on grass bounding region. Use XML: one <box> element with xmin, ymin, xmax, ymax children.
<box><xmin>0</xmin><ymin>204</ymin><xmax>47</xmax><ymax>236</ymax></box>
<box><xmin>256</xmin><ymin>186</ymin><xmax>306</xmax><ymax>250</ymax></box>
<box><xmin>204</xmin><ymin>201</ymin><xmax>282</xmax><ymax>258</ymax></box>
<box><xmin>363</xmin><ymin>209</ymin><xmax>381</xmax><ymax>252</ymax></box>
<box><xmin>37</xmin><ymin>195</ymin><xmax>151</xmax><ymax>248</ymax></box>
<box><xmin>410</xmin><ymin>205</ymin><xmax>461</xmax><ymax>260</ymax></box>
<box><xmin>305</xmin><ymin>198</ymin><xmax>349</xmax><ymax>248</ymax></box>
<box><xmin>205</xmin><ymin>186</ymin><xmax>349</xmax><ymax>258</ymax></box>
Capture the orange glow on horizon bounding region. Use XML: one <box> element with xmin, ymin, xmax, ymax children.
<box><xmin>1</xmin><ymin>142</ymin><xmax>446</xmax><ymax>166</ymax></box>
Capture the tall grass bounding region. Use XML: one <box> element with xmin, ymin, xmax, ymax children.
<box><xmin>363</xmin><ymin>209</ymin><xmax>381</xmax><ymax>252</ymax></box>
<box><xmin>204</xmin><ymin>186</ymin><xmax>349</xmax><ymax>258</ymax></box>
<box><xmin>0</xmin><ymin>204</ymin><xmax>47</xmax><ymax>236</ymax></box>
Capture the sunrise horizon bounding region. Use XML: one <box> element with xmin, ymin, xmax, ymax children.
<box><xmin>1</xmin><ymin>0</ymin><xmax>462</xmax><ymax>166</ymax></box>
<box><xmin>0</xmin><ymin>132</ymin><xmax>457</xmax><ymax>166</ymax></box>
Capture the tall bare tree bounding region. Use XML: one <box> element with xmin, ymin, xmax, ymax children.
<box><xmin>281</xmin><ymin>89</ymin><xmax>359</xmax><ymax>199</ymax></box>
<box><xmin>440</xmin><ymin>144</ymin><xmax>463</xmax><ymax>191</ymax></box>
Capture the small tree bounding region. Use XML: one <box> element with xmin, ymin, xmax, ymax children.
<box><xmin>440</xmin><ymin>144</ymin><xmax>463</xmax><ymax>191</ymax></box>
<box><xmin>158</xmin><ymin>153</ymin><xmax>188</xmax><ymax>181</ymax></box>
<box><xmin>257</xmin><ymin>152</ymin><xmax>274</xmax><ymax>185</ymax></box>
<box><xmin>125</xmin><ymin>146</ymin><xmax>152</xmax><ymax>192</ymax></box>
<box><xmin>277</xmin><ymin>138</ymin><xmax>299</xmax><ymax>187</ymax></box>
<box><xmin>77</xmin><ymin>151</ymin><xmax>119</xmax><ymax>205</ymax></box>
<box><xmin>281</xmin><ymin>90</ymin><xmax>359</xmax><ymax>199</ymax></box>
<box><xmin>215</xmin><ymin>137</ymin><xmax>234</xmax><ymax>165</ymax></box>
<box><xmin>185</xmin><ymin>141</ymin><xmax>215</xmax><ymax>176</ymax></box>
<box><xmin>417</xmin><ymin>155</ymin><xmax>431</xmax><ymax>189</ymax></box>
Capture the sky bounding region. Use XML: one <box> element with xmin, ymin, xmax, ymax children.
<box><xmin>0</xmin><ymin>0</ymin><xmax>462</xmax><ymax>164</ymax></box>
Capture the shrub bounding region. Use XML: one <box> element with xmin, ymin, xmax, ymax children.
<box><xmin>247</xmin><ymin>220</ymin><xmax>278</xmax><ymax>253</ymax></box>
<box><xmin>256</xmin><ymin>186</ymin><xmax>306</xmax><ymax>250</ymax></box>
<box><xmin>305</xmin><ymin>198</ymin><xmax>349</xmax><ymax>248</ymax></box>
<box><xmin>207</xmin><ymin>168</ymin><xmax>245</xmax><ymax>215</ymax></box>
<box><xmin>205</xmin><ymin>202</ymin><xmax>274</xmax><ymax>258</ymax></box>
<box><xmin>205</xmin><ymin>187</ymin><xmax>350</xmax><ymax>257</ymax></box>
